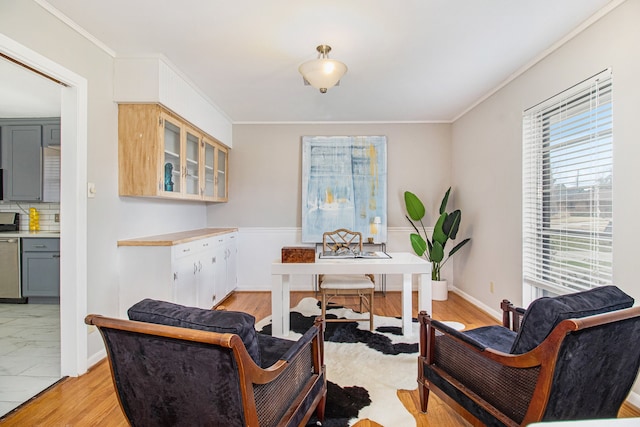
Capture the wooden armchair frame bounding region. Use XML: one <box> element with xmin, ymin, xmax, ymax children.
<box><xmin>86</xmin><ymin>314</ymin><xmax>326</xmax><ymax>427</ymax></box>
<box><xmin>418</xmin><ymin>304</ymin><xmax>640</xmax><ymax>427</ymax></box>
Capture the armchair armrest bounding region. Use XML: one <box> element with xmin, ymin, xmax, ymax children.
<box><xmin>429</xmin><ymin>319</ymin><xmax>488</xmax><ymax>351</ymax></box>
<box><xmin>278</xmin><ymin>320</ymin><xmax>323</xmax><ymax>363</ymax></box>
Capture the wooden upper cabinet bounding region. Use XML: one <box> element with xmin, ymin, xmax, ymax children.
<box><xmin>118</xmin><ymin>104</ymin><xmax>229</xmax><ymax>202</ymax></box>
<box><xmin>202</xmin><ymin>137</ymin><xmax>228</xmax><ymax>202</ymax></box>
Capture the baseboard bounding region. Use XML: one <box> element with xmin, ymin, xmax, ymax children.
<box><xmin>86</xmin><ymin>348</ymin><xmax>106</xmax><ymax>369</ymax></box>
<box><xmin>626</xmin><ymin>390</ymin><xmax>640</xmax><ymax>411</ymax></box>
<box><xmin>450</xmin><ymin>285</ymin><xmax>502</xmax><ymax>322</ymax></box>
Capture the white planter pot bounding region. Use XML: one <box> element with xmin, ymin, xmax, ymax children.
<box><xmin>432</xmin><ymin>279</ymin><xmax>449</xmax><ymax>301</ymax></box>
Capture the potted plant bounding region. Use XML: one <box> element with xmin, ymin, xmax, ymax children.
<box><xmin>404</xmin><ymin>187</ymin><xmax>470</xmax><ymax>300</ymax></box>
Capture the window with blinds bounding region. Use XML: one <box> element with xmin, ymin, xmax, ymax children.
<box><xmin>522</xmin><ymin>69</ymin><xmax>612</xmax><ymax>296</ymax></box>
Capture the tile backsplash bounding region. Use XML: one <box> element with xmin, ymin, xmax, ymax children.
<box><xmin>0</xmin><ymin>202</ymin><xmax>60</xmax><ymax>232</ymax></box>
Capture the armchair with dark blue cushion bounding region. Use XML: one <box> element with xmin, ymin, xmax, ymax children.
<box><xmin>418</xmin><ymin>286</ymin><xmax>640</xmax><ymax>427</ymax></box>
<box><xmin>85</xmin><ymin>299</ymin><xmax>326</xmax><ymax>427</ymax></box>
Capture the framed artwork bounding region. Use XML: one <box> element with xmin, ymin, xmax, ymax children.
<box><xmin>301</xmin><ymin>135</ymin><xmax>387</xmax><ymax>243</ymax></box>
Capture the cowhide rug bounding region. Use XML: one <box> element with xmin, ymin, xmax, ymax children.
<box><xmin>256</xmin><ymin>297</ymin><xmax>422</xmax><ymax>427</ymax></box>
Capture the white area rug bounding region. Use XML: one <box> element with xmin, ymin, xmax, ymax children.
<box><xmin>256</xmin><ymin>297</ymin><xmax>424</xmax><ymax>427</ymax></box>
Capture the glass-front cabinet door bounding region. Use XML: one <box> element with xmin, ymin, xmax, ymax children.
<box><xmin>118</xmin><ymin>104</ymin><xmax>229</xmax><ymax>202</ymax></box>
<box><xmin>202</xmin><ymin>139</ymin><xmax>228</xmax><ymax>202</ymax></box>
<box><xmin>216</xmin><ymin>146</ymin><xmax>228</xmax><ymax>201</ymax></box>
<box><xmin>184</xmin><ymin>128</ymin><xmax>201</xmax><ymax>199</ymax></box>
<box><xmin>161</xmin><ymin>113</ymin><xmax>182</xmax><ymax>195</ymax></box>
<box><xmin>203</xmin><ymin>139</ymin><xmax>216</xmax><ymax>200</ymax></box>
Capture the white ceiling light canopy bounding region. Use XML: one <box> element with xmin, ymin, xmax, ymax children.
<box><xmin>298</xmin><ymin>44</ymin><xmax>348</xmax><ymax>94</ymax></box>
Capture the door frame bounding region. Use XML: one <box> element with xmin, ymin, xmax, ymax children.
<box><xmin>0</xmin><ymin>33</ymin><xmax>88</xmax><ymax>376</ymax></box>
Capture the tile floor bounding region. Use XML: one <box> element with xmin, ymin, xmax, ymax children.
<box><xmin>0</xmin><ymin>303</ymin><xmax>61</xmax><ymax>417</ymax></box>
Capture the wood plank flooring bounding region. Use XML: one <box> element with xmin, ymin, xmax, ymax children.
<box><xmin>1</xmin><ymin>291</ymin><xmax>638</xmax><ymax>426</ymax></box>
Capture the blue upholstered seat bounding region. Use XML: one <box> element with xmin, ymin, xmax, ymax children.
<box><xmin>418</xmin><ymin>286</ymin><xmax>640</xmax><ymax>426</ymax></box>
<box><xmin>86</xmin><ymin>299</ymin><xmax>327</xmax><ymax>426</ymax></box>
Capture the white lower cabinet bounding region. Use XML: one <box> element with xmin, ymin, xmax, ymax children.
<box><xmin>173</xmin><ymin>241</ymin><xmax>201</xmax><ymax>308</ymax></box>
<box><xmin>207</xmin><ymin>232</ymin><xmax>238</xmax><ymax>307</ymax></box>
<box><xmin>118</xmin><ymin>230</ymin><xmax>238</xmax><ymax>317</ymax></box>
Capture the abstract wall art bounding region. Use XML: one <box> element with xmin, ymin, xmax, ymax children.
<box><xmin>301</xmin><ymin>135</ymin><xmax>387</xmax><ymax>243</ymax></box>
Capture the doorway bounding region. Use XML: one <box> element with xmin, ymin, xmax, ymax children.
<box><xmin>0</xmin><ymin>55</ymin><xmax>63</xmax><ymax>415</ymax></box>
<box><xmin>0</xmin><ymin>33</ymin><xmax>88</xmax><ymax>401</ymax></box>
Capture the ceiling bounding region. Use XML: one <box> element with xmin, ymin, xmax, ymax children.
<box><xmin>5</xmin><ymin>0</ymin><xmax>618</xmax><ymax>122</ymax></box>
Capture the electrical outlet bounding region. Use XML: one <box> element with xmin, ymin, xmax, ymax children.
<box><xmin>490</xmin><ymin>281</ymin><xmax>495</xmax><ymax>293</ymax></box>
<box><xmin>54</xmin><ymin>213</ymin><xmax>60</xmax><ymax>223</ymax></box>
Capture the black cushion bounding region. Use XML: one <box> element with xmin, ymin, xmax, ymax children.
<box><xmin>128</xmin><ymin>299</ymin><xmax>261</xmax><ymax>365</ymax></box>
<box><xmin>509</xmin><ymin>286</ymin><xmax>634</xmax><ymax>354</ymax></box>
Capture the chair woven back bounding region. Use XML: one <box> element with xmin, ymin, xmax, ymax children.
<box><xmin>322</xmin><ymin>228</ymin><xmax>363</xmax><ymax>252</ymax></box>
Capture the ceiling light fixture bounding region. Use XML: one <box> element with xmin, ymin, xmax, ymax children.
<box><xmin>298</xmin><ymin>45</ymin><xmax>347</xmax><ymax>94</ymax></box>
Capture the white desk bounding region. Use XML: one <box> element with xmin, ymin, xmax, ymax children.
<box><xmin>271</xmin><ymin>252</ymin><xmax>431</xmax><ymax>338</ymax></box>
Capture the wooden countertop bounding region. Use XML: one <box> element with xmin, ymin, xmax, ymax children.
<box><xmin>0</xmin><ymin>231</ymin><xmax>60</xmax><ymax>238</ymax></box>
<box><xmin>117</xmin><ymin>228</ymin><xmax>238</xmax><ymax>247</ymax></box>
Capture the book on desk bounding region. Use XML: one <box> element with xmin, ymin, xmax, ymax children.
<box><xmin>319</xmin><ymin>250</ymin><xmax>391</xmax><ymax>259</ymax></box>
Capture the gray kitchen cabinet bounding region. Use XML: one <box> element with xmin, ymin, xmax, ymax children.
<box><xmin>43</xmin><ymin>124</ymin><xmax>61</xmax><ymax>147</ymax></box>
<box><xmin>21</xmin><ymin>237</ymin><xmax>60</xmax><ymax>299</ymax></box>
<box><xmin>1</xmin><ymin>125</ymin><xmax>43</xmax><ymax>201</ymax></box>
<box><xmin>0</xmin><ymin>119</ymin><xmax>61</xmax><ymax>202</ymax></box>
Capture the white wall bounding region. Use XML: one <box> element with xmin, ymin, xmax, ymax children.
<box><xmin>208</xmin><ymin>123</ymin><xmax>451</xmax><ymax>228</ymax></box>
<box><xmin>206</xmin><ymin>123</ymin><xmax>452</xmax><ymax>290</ymax></box>
<box><xmin>451</xmin><ymin>0</ymin><xmax>640</xmax><ymax>400</ymax></box>
<box><xmin>451</xmin><ymin>0</ymin><xmax>640</xmax><ymax>306</ymax></box>
<box><xmin>7</xmin><ymin>0</ymin><xmax>637</xmax><ymax>400</ymax></box>
<box><xmin>0</xmin><ymin>0</ymin><xmax>208</xmax><ymax>367</ymax></box>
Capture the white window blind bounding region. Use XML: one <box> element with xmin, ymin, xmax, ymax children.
<box><xmin>523</xmin><ymin>69</ymin><xmax>612</xmax><ymax>295</ymax></box>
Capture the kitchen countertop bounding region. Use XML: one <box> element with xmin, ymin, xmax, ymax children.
<box><xmin>0</xmin><ymin>231</ymin><xmax>61</xmax><ymax>238</ymax></box>
<box><xmin>117</xmin><ymin>227</ymin><xmax>238</xmax><ymax>247</ymax></box>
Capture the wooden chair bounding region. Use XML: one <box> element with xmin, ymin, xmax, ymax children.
<box><xmin>86</xmin><ymin>299</ymin><xmax>326</xmax><ymax>427</ymax></box>
<box><xmin>418</xmin><ymin>286</ymin><xmax>640</xmax><ymax>426</ymax></box>
<box><xmin>319</xmin><ymin>228</ymin><xmax>375</xmax><ymax>330</ymax></box>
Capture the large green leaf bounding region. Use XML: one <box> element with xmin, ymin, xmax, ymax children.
<box><xmin>430</xmin><ymin>240</ymin><xmax>444</xmax><ymax>263</ymax></box>
<box><xmin>439</xmin><ymin>187</ymin><xmax>451</xmax><ymax>215</ymax></box>
<box><xmin>443</xmin><ymin>210</ymin><xmax>461</xmax><ymax>240</ymax></box>
<box><xmin>448</xmin><ymin>238</ymin><xmax>471</xmax><ymax>257</ymax></box>
<box><xmin>404</xmin><ymin>191</ymin><xmax>425</xmax><ymax>221</ymax></box>
<box><xmin>432</xmin><ymin>212</ymin><xmax>448</xmax><ymax>245</ymax></box>
<box><xmin>409</xmin><ymin>233</ymin><xmax>427</xmax><ymax>257</ymax></box>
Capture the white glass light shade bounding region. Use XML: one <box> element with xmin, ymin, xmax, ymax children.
<box><xmin>298</xmin><ymin>59</ymin><xmax>347</xmax><ymax>92</ymax></box>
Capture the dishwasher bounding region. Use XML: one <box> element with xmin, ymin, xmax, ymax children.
<box><xmin>0</xmin><ymin>236</ymin><xmax>25</xmax><ymax>303</ymax></box>
<box><xmin>0</xmin><ymin>212</ymin><xmax>25</xmax><ymax>303</ymax></box>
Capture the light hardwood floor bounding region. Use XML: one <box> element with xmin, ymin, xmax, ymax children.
<box><xmin>1</xmin><ymin>291</ymin><xmax>638</xmax><ymax>426</ymax></box>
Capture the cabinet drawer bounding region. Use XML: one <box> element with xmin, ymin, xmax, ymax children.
<box><xmin>22</xmin><ymin>238</ymin><xmax>60</xmax><ymax>252</ymax></box>
<box><xmin>173</xmin><ymin>239</ymin><xmax>207</xmax><ymax>259</ymax></box>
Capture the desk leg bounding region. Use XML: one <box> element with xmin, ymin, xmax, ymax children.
<box><xmin>418</xmin><ymin>273</ymin><xmax>432</xmax><ymax>315</ymax></box>
<box><xmin>271</xmin><ymin>273</ymin><xmax>291</xmax><ymax>338</ymax></box>
<box><xmin>402</xmin><ymin>273</ymin><xmax>412</xmax><ymax>337</ymax></box>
